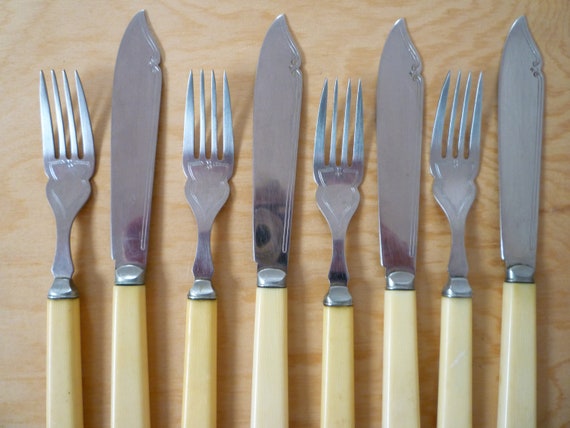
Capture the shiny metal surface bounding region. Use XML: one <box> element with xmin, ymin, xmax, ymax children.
<box><xmin>313</xmin><ymin>79</ymin><xmax>363</xmax><ymax>306</ymax></box>
<box><xmin>430</xmin><ymin>72</ymin><xmax>483</xmax><ymax>298</ymax></box>
<box><xmin>498</xmin><ymin>16</ymin><xmax>544</xmax><ymax>283</ymax></box>
<box><xmin>183</xmin><ymin>70</ymin><xmax>234</xmax><ymax>300</ymax></box>
<box><xmin>253</xmin><ymin>14</ymin><xmax>302</xmax><ymax>283</ymax></box>
<box><xmin>376</xmin><ymin>18</ymin><xmax>423</xmax><ymax>290</ymax></box>
<box><xmin>111</xmin><ymin>10</ymin><xmax>162</xmax><ymax>285</ymax></box>
<box><xmin>40</xmin><ymin>70</ymin><xmax>94</xmax><ymax>299</ymax></box>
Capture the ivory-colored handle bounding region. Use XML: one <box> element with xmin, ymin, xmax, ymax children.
<box><xmin>111</xmin><ymin>285</ymin><xmax>150</xmax><ymax>428</ymax></box>
<box><xmin>382</xmin><ymin>290</ymin><xmax>420</xmax><ymax>428</ymax></box>
<box><xmin>497</xmin><ymin>282</ymin><xmax>536</xmax><ymax>428</ymax></box>
<box><xmin>321</xmin><ymin>305</ymin><xmax>354</xmax><ymax>428</ymax></box>
<box><xmin>251</xmin><ymin>287</ymin><xmax>288</xmax><ymax>428</ymax></box>
<box><xmin>437</xmin><ymin>297</ymin><xmax>472</xmax><ymax>428</ymax></box>
<box><xmin>182</xmin><ymin>299</ymin><xmax>217</xmax><ymax>428</ymax></box>
<box><xmin>46</xmin><ymin>298</ymin><xmax>84</xmax><ymax>428</ymax></box>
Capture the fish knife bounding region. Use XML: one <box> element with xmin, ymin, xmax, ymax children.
<box><xmin>110</xmin><ymin>10</ymin><xmax>162</xmax><ymax>428</ymax></box>
<box><xmin>250</xmin><ymin>14</ymin><xmax>302</xmax><ymax>428</ymax></box>
<box><xmin>376</xmin><ymin>18</ymin><xmax>423</xmax><ymax>428</ymax></box>
<box><xmin>497</xmin><ymin>16</ymin><xmax>544</xmax><ymax>428</ymax></box>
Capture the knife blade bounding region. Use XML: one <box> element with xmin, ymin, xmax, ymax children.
<box><xmin>110</xmin><ymin>10</ymin><xmax>162</xmax><ymax>428</ymax></box>
<box><xmin>250</xmin><ymin>14</ymin><xmax>302</xmax><ymax>428</ymax></box>
<box><xmin>376</xmin><ymin>18</ymin><xmax>423</xmax><ymax>427</ymax></box>
<box><xmin>497</xmin><ymin>16</ymin><xmax>543</xmax><ymax>428</ymax></box>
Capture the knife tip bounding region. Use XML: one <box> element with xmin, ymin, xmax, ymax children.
<box><xmin>509</xmin><ymin>15</ymin><xmax>530</xmax><ymax>35</ymax></box>
<box><xmin>394</xmin><ymin>17</ymin><xmax>407</xmax><ymax>28</ymax></box>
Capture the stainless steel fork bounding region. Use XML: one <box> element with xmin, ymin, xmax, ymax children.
<box><xmin>40</xmin><ymin>69</ymin><xmax>94</xmax><ymax>428</ymax></box>
<box><xmin>181</xmin><ymin>70</ymin><xmax>234</xmax><ymax>428</ymax></box>
<box><xmin>430</xmin><ymin>71</ymin><xmax>483</xmax><ymax>428</ymax></box>
<box><xmin>314</xmin><ymin>78</ymin><xmax>363</xmax><ymax>428</ymax></box>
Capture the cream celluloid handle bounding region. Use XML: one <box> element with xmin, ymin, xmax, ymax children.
<box><xmin>251</xmin><ymin>287</ymin><xmax>288</xmax><ymax>428</ymax></box>
<box><xmin>46</xmin><ymin>298</ymin><xmax>84</xmax><ymax>428</ymax></box>
<box><xmin>437</xmin><ymin>297</ymin><xmax>472</xmax><ymax>428</ymax></box>
<box><xmin>111</xmin><ymin>285</ymin><xmax>150</xmax><ymax>428</ymax></box>
<box><xmin>182</xmin><ymin>299</ymin><xmax>217</xmax><ymax>428</ymax></box>
<box><xmin>321</xmin><ymin>305</ymin><xmax>354</xmax><ymax>428</ymax></box>
<box><xmin>497</xmin><ymin>282</ymin><xmax>536</xmax><ymax>428</ymax></box>
<box><xmin>382</xmin><ymin>290</ymin><xmax>420</xmax><ymax>428</ymax></box>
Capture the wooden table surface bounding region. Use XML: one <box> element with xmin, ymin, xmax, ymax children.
<box><xmin>1</xmin><ymin>1</ymin><xmax>569</xmax><ymax>426</ymax></box>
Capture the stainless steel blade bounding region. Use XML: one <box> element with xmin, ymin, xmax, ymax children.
<box><xmin>253</xmin><ymin>14</ymin><xmax>302</xmax><ymax>285</ymax></box>
<box><xmin>111</xmin><ymin>10</ymin><xmax>162</xmax><ymax>284</ymax></box>
<box><xmin>376</xmin><ymin>18</ymin><xmax>424</xmax><ymax>290</ymax></box>
<box><xmin>498</xmin><ymin>16</ymin><xmax>544</xmax><ymax>283</ymax></box>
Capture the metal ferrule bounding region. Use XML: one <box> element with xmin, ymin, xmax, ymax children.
<box><xmin>506</xmin><ymin>264</ymin><xmax>535</xmax><ymax>283</ymax></box>
<box><xmin>386</xmin><ymin>270</ymin><xmax>415</xmax><ymax>291</ymax></box>
<box><xmin>257</xmin><ymin>267</ymin><xmax>286</xmax><ymax>288</ymax></box>
<box><xmin>48</xmin><ymin>277</ymin><xmax>79</xmax><ymax>299</ymax></box>
<box><xmin>188</xmin><ymin>279</ymin><xmax>216</xmax><ymax>300</ymax></box>
<box><xmin>115</xmin><ymin>264</ymin><xmax>145</xmax><ymax>285</ymax></box>
<box><xmin>442</xmin><ymin>277</ymin><xmax>472</xmax><ymax>298</ymax></box>
<box><xmin>323</xmin><ymin>284</ymin><xmax>353</xmax><ymax>307</ymax></box>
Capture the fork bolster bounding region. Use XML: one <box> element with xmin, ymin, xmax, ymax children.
<box><xmin>442</xmin><ymin>277</ymin><xmax>472</xmax><ymax>298</ymax></box>
<box><xmin>188</xmin><ymin>279</ymin><xmax>216</xmax><ymax>300</ymax></box>
<box><xmin>323</xmin><ymin>284</ymin><xmax>353</xmax><ymax>306</ymax></box>
<box><xmin>48</xmin><ymin>277</ymin><xmax>79</xmax><ymax>299</ymax></box>
<box><xmin>115</xmin><ymin>264</ymin><xmax>145</xmax><ymax>285</ymax></box>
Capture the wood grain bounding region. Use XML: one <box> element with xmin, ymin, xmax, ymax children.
<box><xmin>1</xmin><ymin>0</ymin><xmax>569</xmax><ymax>426</ymax></box>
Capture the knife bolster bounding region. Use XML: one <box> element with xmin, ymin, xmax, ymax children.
<box><xmin>386</xmin><ymin>271</ymin><xmax>415</xmax><ymax>291</ymax></box>
<box><xmin>115</xmin><ymin>264</ymin><xmax>145</xmax><ymax>285</ymax></box>
<box><xmin>257</xmin><ymin>267</ymin><xmax>286</xmax><ymax>288</ymax></box>
<box><xmin>506</xmin><ymin>264</ymin><xmax>534</xmax><ymax>283</ymax></box>
<box><xmin>442</xmin><ymin>277</ymin><xmax>472</xmax><ymax>298</ymax></box>
<box><xmin>188</xmin><ymin>279</ymin><xmax>216</xmax><ymax>300</ymax></box>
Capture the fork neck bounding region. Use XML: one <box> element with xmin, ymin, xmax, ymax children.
<box><xmin>324</xmin><ymin>239</ymin><xmax>353</xmax><ymax>307</ymax></box>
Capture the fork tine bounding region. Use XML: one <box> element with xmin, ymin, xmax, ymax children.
<box><xmin>199</xmin><ymin>69</ymin><xmax>206</xmax><ymax>159</ymax></box>
<box><xmin>431</xmin><ymin>71</ymin><xmax>451</xmax><ymax>163</ymax></box>
<box><xmin>61</xmin><ymin>71</ymin><xmax>78</xmax><ymax>159</ymax></box>
<box><xmin>314</xmin><ymin>79</ymin><xmax>328</xmax><ymax>179</ymax></box>
<box><xmin>74</xmin><ymin>71</ymin><xmax>94</xmax><ymax>163</ymax></box>
<box><xmin>469</xmin><ymin>72</ymin><xmax>484</xmax><ymax>164</ymax></box>
<box><xmin>40</xmin><ymin>71</ymin><xmax>55</xmax><ymax>162</ymax></box>
<box><xmin>457</xmin><ymin>72</ymin><xmax>472</xmax><ymax>158</ymax></box>
<box><xmin>330</xmin><ymin>79</ymin><xmax>339</xmax><ymax>165</ymax></box>
<box><xmin>210</xmin><ymin>70</ymin><xmax>218</xmax><ymax>160</ymax></box>
<box><xmin>341</xmin><ymin>79</ymin><xmax>352</xmax><ymax>166</ymax></box>
<box><xmin>50</xmin><ymin>70</ymin><xmax>67</xmax><ymax>159</ymax></box>
<box><xmin>222</xmin><ymin>71</ymin><xmax>234</xmax><ymax>166</ymax></box>
<box><xmin>183</xmin><ymin>71</ymin><xmax>195</xmax><ymax>168</ymax></box>
<box><xmin>352</xmin><ymin>80</ymin><xmax>364</xmax><ymax>167</ymax></box>
<box><xmin>446</xmin><ymin>71</ymin><xmax>461</xmax><ymax>157</ymax></box>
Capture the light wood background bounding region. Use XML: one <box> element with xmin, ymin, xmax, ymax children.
<box><xmin>1</xmin><ymin>1</ymin><xmax>569</xmax><ymax>426</ymax></box>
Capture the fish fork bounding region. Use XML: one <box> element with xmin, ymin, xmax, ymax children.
<box><xmin>314</xmin><ymin>78</ymin><xmax>363</xmax><ymax>428</ymax></box>
<box><xmin>430</xmin><ymin>71</ymin><xmax>483</xmax><ymax>428</ymax></box>
<box><xmin>40</xmin><ymin>70</ymin><xmax>94</xmax><ymax>428</ymax></box>
<box><xmin>181</xmin><ymin>70</ymin><xmax>234</xmax><ymax>428</ymax></box>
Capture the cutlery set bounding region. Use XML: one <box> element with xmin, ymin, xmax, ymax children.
<box><xmin>40</xmin><ymin>10</ymin><xmax>543</xmax><ymax>428</ymax></box>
